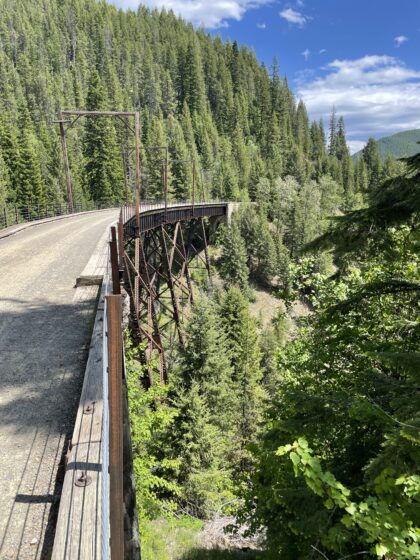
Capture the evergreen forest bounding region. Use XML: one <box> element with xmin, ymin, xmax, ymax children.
<box><xmin>0</xmin><ymin>1</ymin><xmax>418</xmax><ymax>559</ymax></box>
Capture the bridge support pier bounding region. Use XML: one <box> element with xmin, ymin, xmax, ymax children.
<box><xmin>124</xmin><ymin>217</ymin><xmax>213</xmax><ymax>383</ymax></box>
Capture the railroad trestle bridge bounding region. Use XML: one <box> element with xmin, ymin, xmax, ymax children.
<box><xmin>51</xmin><ymin>200</ymin><xmax>235</xmax><ymax>559</ymax></box>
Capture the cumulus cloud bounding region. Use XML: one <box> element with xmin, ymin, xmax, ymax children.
<box><xmin>279</xmin><ymin>7</ymin><xmax>309</xmax><ymax>27</ymax></box>
<box><xmin>257</xmin><ymin>22</ymin><xmax>267</xmax><ymax>29</ymax></box>
<box><xmin>302</xmin><ymin>48</ymin><xmax>310</xmax><ymax>61</ymax></box>
<box><xmin>394</xmin><ymin>35</ymin><xmax>408</xmax><ymax>47</ymax></box>
<box><xmin>297</xmin><ymin>55</ymin><xmax>420</xmax><ymax>152</ymax></box>
<box><xmin>109</xmin><ymin>0</ymin><xmax>272</xmax><ymax>28</ymax></box>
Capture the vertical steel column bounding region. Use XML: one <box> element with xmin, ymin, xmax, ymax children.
<box><xmin>134</xmin><ymin>112</ymin><xmax>141</xmax><ymax>233</ymax></box>
<box><xmin>192</xmin><ymin>160</ymin><xmax>195</xmax><ymax>216</ymax></box>
<box><xmin>58</xmin><ymin>114</ymin><xmax>74</xmax><ymax>212</ymax></box>
<box><xmin>110</xmin><ymin>227</ymin><xmax>121</xmax><ymax>295</ymax></box>
<box><xmin>200</xmin><ymin>218</ymin><xmax>212</xmax><ymax>285</ymax></box>
<box><xmin>107</xmin><ymin>295</ymin><xmax>124</xmax><ymax>560</ymax></box>
<box><xmin>164</xmin><ymin>147</ymin><xmax>168</xmax><ymax>222</ymax></box>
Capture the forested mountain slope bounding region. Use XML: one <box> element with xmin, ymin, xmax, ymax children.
<box><xmin>353</xmin><ymin>128</ymin><xmax>420</xmax><ymax>161</ymax></box>
<box><xmin>0</xmin><ymin>0</ymin><xmax>381</xmax><ymax>211</ymax></box>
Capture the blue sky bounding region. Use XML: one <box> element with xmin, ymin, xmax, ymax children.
<box><xmin>110</xmin><ymin>0</ymin><xmax>420</xmax><ymax>153</ymax></box>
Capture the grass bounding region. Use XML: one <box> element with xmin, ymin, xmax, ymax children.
<box><xmin>140</xmin><ymin>517</ymin><xmax>265</xmax><ymax>560</ymax></box>
<box><xmin>140</xmin><ymin>517</ymin><xmax>203</xmax><ymax>560</ymax></box>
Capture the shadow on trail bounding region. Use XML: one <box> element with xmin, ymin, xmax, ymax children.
<box><xmin>0</xmin><ymin>293</ymin><xmax>98</xmax><ymax>559</ymax></box>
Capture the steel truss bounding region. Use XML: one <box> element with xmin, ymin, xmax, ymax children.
<box><xmin>123</xmin><ymin>216</ymin><xmax>212</xmax><ymax>384</ymax></box>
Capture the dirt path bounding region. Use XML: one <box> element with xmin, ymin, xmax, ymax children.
<box><xmin>0</xmin><ymin>210</ymin><xmax>118</xmax><ymax>559</ymax></box>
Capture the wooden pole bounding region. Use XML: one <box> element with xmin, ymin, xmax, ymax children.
<box><xmin>107</xmin><ymin>295</ymin><xmax>124</xmax><ymax>560</ymax></box>
<box><xmin>58</xmin><ymin>114</ymin><xmax>74</xmax><ymax>212</ymax></box>
<box><xmin>134</xmin><ymin>112</ymin><xmax>141</xmax><ymax>232</ymax></box>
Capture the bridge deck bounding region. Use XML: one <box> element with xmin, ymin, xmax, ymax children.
<box><xmin>0</xmin><ymin>202</ymin><xmax>230</xmax><ymax>560</ymax></box>
<box><xmin>0</xmin><ymin>210</ymin><xmax>118</xmax><ymax>559</ymax></box>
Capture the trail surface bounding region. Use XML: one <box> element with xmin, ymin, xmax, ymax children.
<box><xmin>0</xmin><ymin>210</ymin><xmax>118</xmax><ymax>559</ymax></box>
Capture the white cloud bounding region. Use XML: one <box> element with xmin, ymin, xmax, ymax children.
<box><xmin>302</xmin><ymin>48</ymin><xmax>310</xmax><ymax>61</ymax></box>
<box><xmin>279</xmin><ymin>7</ymin><xmax>309</xmax><ymax>27</ymax></box>
<box><xmin>297</xmin><ymin>55</ymin><xmax>420</xmax><ymax>149</ymax></box>
<box><xmin>347</xmin><ymin>140</ymin><xmax>366</xmax><ymax>155</ymax></box>
<box><xmin>394</xmin><ymin>35</ymin><xmax>408</xmax><ymax>47</ymax></box>
<box><xmin>257</xmin><ymin>22</ymin><xmax>267</xmax><ymax>29</ymax></box>
<box><xmin>109</xmin><ymin>0</ymin><xmax>272</xmax><ymax>28</ymax></box>
<box><xmin>318</xmin><ymin>48</ymin><xmax>327</xmax><ymax>54</ymax></box>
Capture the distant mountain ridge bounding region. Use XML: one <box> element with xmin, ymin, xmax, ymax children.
<box><xmin>353</xmin><ymin>129</ymin><xmax>420</xmax><ymax>160</ymax></box>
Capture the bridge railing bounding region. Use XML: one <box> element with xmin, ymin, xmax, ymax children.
<box><xmin>0</xmin><ymin>200</ymin><xmax>119</xmax><ymax>230</ymax></box>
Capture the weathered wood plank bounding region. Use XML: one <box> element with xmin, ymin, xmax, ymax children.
<box><xmin>52</xmin><ymin>286</ymin><xmax>107</xmax><ymax>559</ymax></box>
<box><xmin>52</xmin><ymin>226</ymin><xmax>113</xmax><ymax>560</ymax></box>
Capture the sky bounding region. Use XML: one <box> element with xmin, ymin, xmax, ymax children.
<box><xmin>110</xmin><ymin>0</ymin><xmax>420</xmax><ymax>153</ymax></box>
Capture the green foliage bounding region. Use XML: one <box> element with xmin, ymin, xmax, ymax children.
<box><xmin>125</xmin><ymin>339</ymin><xmax>181</xmax><ymax>522</ymax></box>
<box><xmin>0</xmin><ymin>0</ymin><xmax>360</xmax><ymax>210</ymax></box>
<box><xmin>83</xmin><ymin>70</ymin><xmax>125</xmax><ymax>202</ymax></box>
<box><xmin>240</xmin><ymin>161</ymin><xmax>420</xmax><ymax>559</ymax></box>
<box><xmin>278</xmin><ymin>439</ymin><xmax>420</xmax><ymax>559</ymax></box>
<box><xmin>218</xmin><ymin>222</ymin><xmax>249</xmax><ymax>291</ymax></box>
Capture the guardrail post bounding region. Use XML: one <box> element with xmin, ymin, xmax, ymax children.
<box><xmin>107</xmin><ymin>295</ymin><xmax>124</xmax><ymax>560</ymax></box>
<box><xmin>3</xmin><ymin>208</ymin><xmax>7</xmax><ymax>228</ymax></box>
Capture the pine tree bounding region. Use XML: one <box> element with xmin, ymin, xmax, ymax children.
<box><xmin>219</xmin><ymin>287</ymin><xmax>264</xmax><ymax>471</ymax></box>
<box><xmin>219</xmin><ymin>220</ymin><xmax>249</xmax><ymax>291</ymax></box>
<box><xmin>15</xmin><ymin>103</ymin><xmax>45</xmax><ymax>207</ymax></box>
<box><xmin>0</xmin><ymin>150</ymin><xmax>9</xmax><ymax>207</ymax></box>
<box><xmin>168</xmin><ymin>117</ymin><xmax>192</xmax><ymax>200</ymax></box>
<box><xmin>83</xmin><ymin>69</ymin><xmax>125</xmax><ymax>202</ymax></box>
<box><xmin>145</xmin><ymin>116</ymin><xmax>166</xmax><ymax>200</ymax></box>
<box><xmin>177</xmin><ymin>296</ymin><xmax>234</xmax><ymax>434</ymax></box>
<box><xmin>328</xmin><ymin>106</ymin><xmax>338</xmax><ymax>156</ymax></box>
<box><xmin>363</xmin><ymin>137</ymin><xmax>382</xmax><ymax>193</ymax></box>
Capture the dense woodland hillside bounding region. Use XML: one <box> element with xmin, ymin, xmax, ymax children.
<box><xmin>354</xmin><ymin>129</ymin><xmax>420</xmax><ymax>162</ymax></box>
<box><xmin>0</xmin><ymin>0</ymin><xmax>402</xmax><ymax>212</ymax></box>
<box><xmin>1</xmin><ymin>2</ymin><xmax>418</xmax><ymax>559</ymax></box>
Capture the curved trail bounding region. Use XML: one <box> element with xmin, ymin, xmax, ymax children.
<box><xmin>0</xmin><ymin>210</ymin><xmax>118</xmax><ymax>559</ymax></box>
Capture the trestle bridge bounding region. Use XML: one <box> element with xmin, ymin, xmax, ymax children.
<box><xmin>0</xmin><ymin>199</ymin><xmax>235</xmax><ymax>560</ymax></box>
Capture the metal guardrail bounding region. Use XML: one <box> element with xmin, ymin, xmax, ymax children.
<box><xmin>0</xmin><ymin>200</ymin><xmax>121</xmax><ymax>230</ymax></box>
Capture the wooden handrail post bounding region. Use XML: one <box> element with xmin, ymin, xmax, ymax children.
<box><xmin>107</xmin><ymin>295</ymin><xmax>124</xmax><ymax>560</ymax></box>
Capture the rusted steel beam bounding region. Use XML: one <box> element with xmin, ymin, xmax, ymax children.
<box><xmin>57</xmin><ymin>113</ymin><xmax>74</xmax><ymax>211</ymax></box>
<box><xmin>107</xmin><ymin>295</ymin><xmax>124</xmax><ymax>560</ymax></box>
<box><xmin>62</xmin><ymin>110</ymin><xmax>137</xmax><ymax>117</ymax></box>
<box><xmin>160</xmin><ymin>225</ymin><xmax>185</xmax><ymax>346</ymax></box>
<box><xmin>134</xmin><ymin>112</ymin><xmax>141</xmax><ymax>232</ymax></box>
<box><xmin>110</xmin><ymin>227</ymin><xmax>121</xmax><ymax>295</ymax></box>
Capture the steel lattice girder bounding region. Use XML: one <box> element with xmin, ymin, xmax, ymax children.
<box><xmin>124</xmin><ymin>217</ymin><xmax>213</xmax><ymax>384</ymax></box>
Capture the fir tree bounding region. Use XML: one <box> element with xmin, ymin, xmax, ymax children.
<box><xmin>219</xmin><ymin>221</ymin><xmax>249</xmax><ymax>291</ymax></box>
<box><xmin>83</xmin><ymin>69</ymin><xmax>125</xmax><ymax>202</ymax></box>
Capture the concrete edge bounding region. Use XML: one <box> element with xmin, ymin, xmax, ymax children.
<box><xmin>0</xmin><ymin>207</ymin><xmax>119</xmax><ymax>241</ymax></box>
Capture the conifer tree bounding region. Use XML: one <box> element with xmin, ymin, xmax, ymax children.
<box><xmin>168</xmin><ymin>117</ymin><xmax>192</xmax><ymax>200</ymax></box>
<box><xmin>219</xmin><ymin>220</ymin><xmax>249</xmax><ymax>291</ymax></box>
<box><xmin>0</xmin><ymin>150</ymin><xmax>9</xmax><ymax>207</ymax></box>
<box><xmin>328</xmin><ymin>106</ymin><xmax>338</xmax><ymax>156</ymax></box>
<box><xmin>363</xmin><ymin>137</ymin><xmax>382</xmax><ymax>193</ymax></box>
<box><xmin>177</xmin><ymin>296</ymin><xmax>234</xmax><ymax>435</ymax></box>
<box><xmin>15</xmin><ymin>103</ymin><xmax>45</xmax><ymax>207</ymax></box>
<box><xmin>83</xmin><ymin>69</ymin><xmax>125</xmax><ymax>202</ymax></box>
<box><xmin>145</xmin><ymin>116</ymin><xmax>166</xmax><ymax>200</ymax></box>
<box><xmin>219</xmin><ymin>287</ymin><xmax>264</xmax><ymax>471</ymax></box>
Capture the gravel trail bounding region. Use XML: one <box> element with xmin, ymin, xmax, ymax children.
<box><xmin>0</xmin><ymin>210</ymin><xmax>118</xmax><ymax>559</ymax></box>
